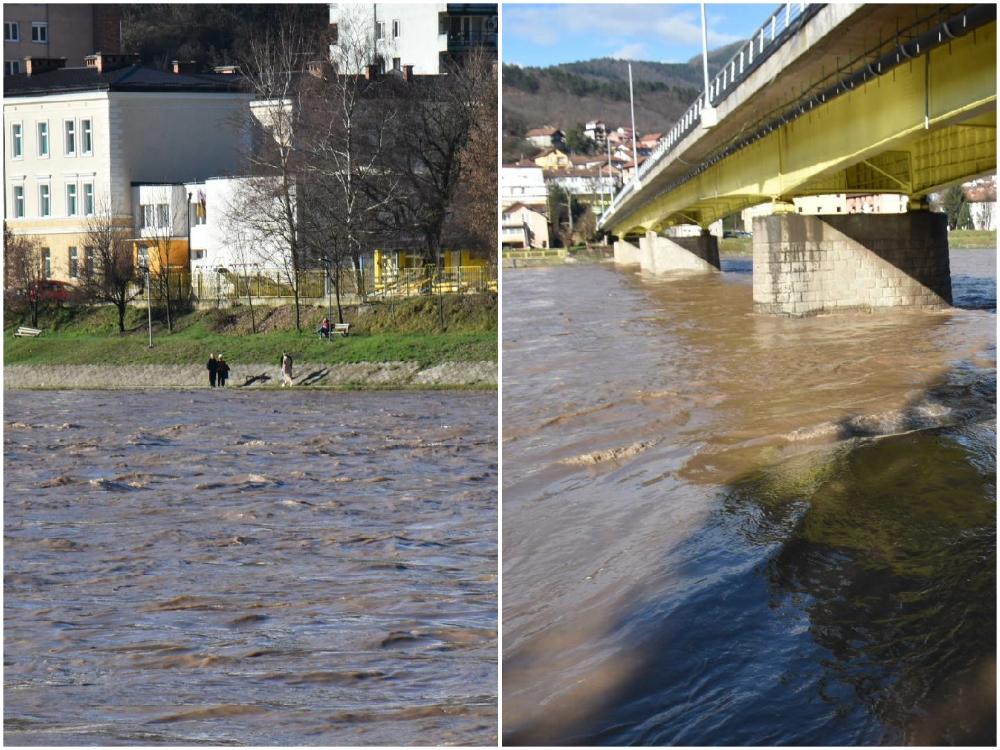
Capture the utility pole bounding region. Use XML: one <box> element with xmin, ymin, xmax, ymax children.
<box><xmin>606</xmin><ymin>136</ymin><xmax>613</xmax><ymax>210</ymax></box>
<box><xmin>566</xmin><ymin>190</ymin><xmax>573</xmax><ymax>236</ymax></box>
<box><xmin>700</xmin><ymin>3</ymin><xmax>718</xmax><ymax>127</ymax></box>
<box><xmin>628</xmin><ymin>62</ymin><xmax>640</xmax><ymax>184</ymax></box>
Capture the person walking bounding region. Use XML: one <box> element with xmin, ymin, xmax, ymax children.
<box><xmin>217</xmin><ymin>355</ymin><xmax>230</xmax><ymax>387</ymax></box>
<box><xmin>281</xmin><ymin>352</ymin><xmax>293</xmax><ymax>387</ymax></box>
<box><xmin>206</xmin><ymin>353</ymin><xmax>219</xmax><ymax>387</ymax></box>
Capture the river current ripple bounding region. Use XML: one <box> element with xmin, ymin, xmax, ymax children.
<box><xmin>503</xmin><ymin>249</ymin><xmax>996</xmax><ymax>746</ymax></box>
<box><xmin>4</xmin><ymin>390</ymin><xmax>497</xmax><ymax>745</ymax></box>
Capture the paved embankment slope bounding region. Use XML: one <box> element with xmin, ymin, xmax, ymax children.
<box><xmin>4</xmin><ymin>361</ymin><xmax>496</xmax><ymax>390</ymax></box>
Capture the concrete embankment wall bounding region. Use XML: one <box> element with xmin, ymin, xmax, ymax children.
<box><xmin>4</xmin><ymin>361</ymin><xmax>497</xmax><ymax>390</ymax></box>
<box><xmin>753</xmin><ymin>212</ymin><xmax>952</xmax><ymax>315</ymax></box>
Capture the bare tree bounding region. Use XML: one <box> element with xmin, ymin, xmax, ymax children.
<box><xmin>219</xmin><ymin>189</ymin><xmax>275</xmax><ymax>333</ymax></box>
<box><xmin>3</xmin><ymin>222</ymin><xmax>47</xmax><ymax>327</ymax></box>
<box><xmin>974</xmin><ymin>201</ymin><xmax>994</xmax><ymax>231</ymax></box>
<box><xmin>141</xmin><ymin>194</ymin><xmax>188</xmax><ymax>332</ymax></box>
<box><xmin>78</xmin><ymin>201</ymin><xmax>142</xmax><ymax>333</ymax></box>
<box><xmin>394</xmin><ymin>49</ymin><xmax>496</xmax><ymax>268</ymax></box>
<box><xmin>236</xmin><ymin>15</ymin><xmax>320</xmax><ymax>331</ymax></box>
<box><xmin>301</xmin><ymin>26</ymin><xmax>400</xmax><ymax>321</ymax></box>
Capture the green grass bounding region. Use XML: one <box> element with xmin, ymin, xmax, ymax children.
<box><xmin>5</xmin><ymin>295</ymin><xmax>497</xmax><ymax>367</ymax></box>
<box><xmin>719</xmin><ymin>237</ymin><xmax>753</xmax><ymax>255</ymax></box>
<box><xmin>720</xmin><ymin>229</ymin><xmax>995</xmax><ymax>255</ymax></box>
<box><xmin>948</xmin><ymin>229</ymin><xmax>996</xmax><ymax>249</ymax></box>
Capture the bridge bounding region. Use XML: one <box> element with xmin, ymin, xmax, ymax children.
<box><xmin>600</xmin><ymin>3</ymin><xmax>996</xmax><ymax>315</ymax></box>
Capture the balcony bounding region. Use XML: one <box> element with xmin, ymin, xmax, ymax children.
<box><xmin>446</xmin><ymin>29</ymin><xmax>497</xmax><ymax>50</ymax></box>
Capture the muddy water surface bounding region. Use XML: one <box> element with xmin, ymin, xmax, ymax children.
<box><xmin>503</xmin><ymin>249</ymin><xmax>995</xmax><ymax>745</ymax></box>
<box><xmin>4</xmin><ymin>390</ymin><xmax>497</xmax><ymax>745</ymax></box>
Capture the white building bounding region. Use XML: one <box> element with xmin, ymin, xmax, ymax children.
<box><xmin>501</xmin><ymin>165</ymin><xmax>547</xmax><ymax>208</ymax></box>
<box><xmin>502</xmin><ymin>202</ymin><xmax>549</xmax><ymax>249</ymax></box>
<box><xmin>328</xmin><ymin>3</ymin><xmax>497</xmax><ymax>76</ymax></box>
<box><xmin>3</xmin><ymin>52</ymin><xmax>251</xmax><ymax>282</ymax></box>
<box><xmin>544</xmin><ymin>169</ymin><xmax>615</xmax><ymax>199</ymax></box>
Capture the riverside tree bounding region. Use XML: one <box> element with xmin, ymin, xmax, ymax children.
<box><xmin>300</xmin><ymin>16</ymin><xmax>400</xmax><ymax>323</ymax></box>
<box><xmin>235</xmin><ymin>13</ymin><xmax>320</xmax><ymax>332</ymax></box>
<box><xmin>3</xmin><ymin>222</ymin><xmax>47</xmax><ymax>327</ymax></box>
<box><xmin>78</xmin><ymin>202</ymin><xmax>142</xmax><ymax>333</ymax></box>
<box><xmin>394</xmin><ymin>49</ymin><xmax>496</xmax><ymax>269</ymax></box>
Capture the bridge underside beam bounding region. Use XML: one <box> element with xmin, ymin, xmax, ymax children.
<box><xmin>608</xmin><ymin>20</ymin><xmax>996</xmax><ymax>235</ymax></box>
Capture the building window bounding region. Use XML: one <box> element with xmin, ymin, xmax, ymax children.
<box><xmin>39</xmin><ymin>184</ymin><xmax>50</xmax><ymax>216</ymax></box>
<box><xmin>329</xmin><ymin>23</ymin><xmax>338</xmax><ymax>44</ymax></box>
<box><xmin>392</xmin><ymin>57</ymin><xmax>401</xmax><ymax>72</ymax></box>
<box><xmin>37</xmin><ymin>121</ymin><xmax>48</xmax><ymax>156</ymax></box>
<box><xmin>42</xmin><ymin>248</ymin><xmax>51</xmax><ymax>277</ymax></box>
<box><xmin>4</xmin><ymin>21</ymin><xmax>18</xmax><ymax>42</ymax></box>
<box><xmin>142</xmin><ymin>205</ymin><xmax>154</xmax><ymax>228</ymax></box>
<box><xmin>83</xmin><ymin>182</ymin><xmax>94</xmax><ymax>215</ymax></box>
<box><xmin>137</xmin><ymin>245</ymin><xmax>149</xmax><ymax>269</ymax></box>
<box><xmin>66</xmin><ymin>184</ymin><xmax>77</xmax><ymax>215</ymax></box>
<box><xmin>64</xmin><ymin>120</ymin><xmax>76</xmax><ymax>155</ymax></box>
<box><xmin>11</xmin><ymin>123</ymin><xmax>22</xmax><ymax>158</ymax></box>
<box><xmin>81</xmin><ymin>119</ymin><xmax>92</xmax><ymax>154</ymax></box>
<box><xmin>392</xmin><ymin>19</ymin><xmax>401</xmax><ymax>38</ymax></box>
<box><xmin>193</xmin><ymin>197</ymin><xmax>207</xmax><ymax>226</ymax></box>
<box><xmin>5</xmin><ymin>60</ymin><xmax>21</xmax><ymax>76</ymax></box>
<box><xmin>84</xmin><ymin>246</ymin><xmax>94</xmax><ymax>276</ymax></box>
<box><xmin>13</xmin><ymin>185</ymin><xmax>25</xmax><ymax>217</ymax></box>
<box><xmin>157</xmin><ymin>203</ymin><xmax>169</xmax><ymax>228</ymax></box>
<box><xmin>376</xmin><ymin>21</ymin><xmax>385</xmax><ymax>40</ymax></box>
<box><xmin>31</xmin><ymin>22</ymin><xmax>47</xmax><ymax>43</ymax></box>
<box><xmin>68</xmin><ymin>247</ymin><xmax>78</xmax><ymax>278</ymax></box>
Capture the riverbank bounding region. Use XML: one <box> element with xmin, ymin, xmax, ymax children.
<box><xmin>4</xmin><ymin>297</ymin><xmax>497</xmax><ymax>380</ymax></box>
<box><xmin>720</xmin><ymin>228</ymin><xmax>995</xmax><ymax>255</ymax></box>
<box><xmin>4</xmin><ymin>360</ymin><xmax>496</xmax><ymax>390</ymax></box>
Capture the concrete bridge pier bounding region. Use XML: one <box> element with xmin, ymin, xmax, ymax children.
<box><xmin>633</xmin><ymin>231</ymin><xmax>720</xmax><ymax>274</ymax></box>
<box><xmin>613</xmin><ymin>238</ymin><xmax>642</xmax><ymax>265</ymax></box>
<box><xmin>752</xmin><ymin>212</ymin><xmax>952</xmax><ymax>316</ymax></box>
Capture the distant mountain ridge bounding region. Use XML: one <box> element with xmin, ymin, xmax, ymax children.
<box><xmin>502</xmin><ymin>44</ymin><xmax>744</xmax><ymax>157</ymax></box>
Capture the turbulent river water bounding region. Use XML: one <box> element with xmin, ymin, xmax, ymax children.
<box><xmin>4</xmin><ymin>391</ymin><xmax>497</xmax><ymax>745</ymax></box>
<box><xmin>503</xmin><ymin>249</ymin><xmax>996</xmax><ymax>746</ymax></box>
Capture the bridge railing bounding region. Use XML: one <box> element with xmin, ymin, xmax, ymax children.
<box><xmin>604</xmin><ymin>3</ymin><xmax>820</xmax><ymax>223</ymax></box>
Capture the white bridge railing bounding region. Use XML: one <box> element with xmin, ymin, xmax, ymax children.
<box><xmin>603</xmin><ymin>2</ymin><xmax>817</xmax><ymax>224</ymax></box>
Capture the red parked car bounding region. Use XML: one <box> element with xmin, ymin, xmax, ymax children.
<box><xmin>27</xmin><ymin>280</ymin><xmax>74</xmax><ymax>303</ymax></box>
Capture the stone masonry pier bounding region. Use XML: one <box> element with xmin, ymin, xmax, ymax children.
<box><xmin>753</xmin><ymin>212</ymin><xmax>952</xmax><ymax>316</ymax></box>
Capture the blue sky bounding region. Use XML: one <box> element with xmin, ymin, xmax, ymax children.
<box><xmin>503</xmin><ymin>2</ymin><xmax>778</xmax><ymax>67</ymax></box>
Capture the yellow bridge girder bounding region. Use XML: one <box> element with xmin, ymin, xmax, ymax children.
<box><xmin>609</xmin><ymin>20</ymin><xmax>997</xmax><ymax>236</ymax></box>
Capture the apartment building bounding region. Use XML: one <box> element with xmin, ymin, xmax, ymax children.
<box><xmin>3</xmin><ymin>3</ymin><xmax>120</xmax><ymax>75</ymax></box>
<box><xmin>4</xmin><ymin>52</ymin><xmax>251</xmax><ymax>282</ymax></box>
<box><xmin>328</xmin><ymin>3</ymin><xmax>497</xmax><ymax>75</ymax></box>
<box><xmin>501</xmin><ymin>165</ymin><xmax>546</xmax><ymax>209</ymax></box>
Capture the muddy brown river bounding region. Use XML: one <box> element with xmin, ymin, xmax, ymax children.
<box><xmin>4</xmin><ymin>390</ymin><xmax>497</xmax><ymax>745</ymax></box>
<box><xmin>503</xmin><ymin>249</ymin><xmax>995</xmax><ymax>745</ymax></box>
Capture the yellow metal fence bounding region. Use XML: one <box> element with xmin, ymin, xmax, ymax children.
<box><xmin>132</xmin><ymin>266</ymin><xmax>497</xmax><ymax>303</ymax></box>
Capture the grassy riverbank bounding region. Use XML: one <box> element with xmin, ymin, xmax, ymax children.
<box><xmin>5</xmin><ymin>295</ymin><xmax>497</xmax><ymax>368</ymax></box>
<box><xmin>720</xmin><ymin>228</ymin><xmax>995</xmax><ymax>256</ymax></box>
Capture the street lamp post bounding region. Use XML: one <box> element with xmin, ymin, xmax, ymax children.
<box><xmin>628</xmin><ymin>62</ymin><xmax>640</xmax><ymax>186</ymax></box>
<box><xmin>321</xmin><ymin>255</ymin><xmax>333</xmax><ymax>323</ymax></box>
<box><xmin>139</xmin><ymin>260</ymin><xmax>152</xmax><ymax>348</ymax></box>
<box><xmin>700</xmin><ymin>3</ymin><xmax>718</xmax><ymax>128</ymax></box>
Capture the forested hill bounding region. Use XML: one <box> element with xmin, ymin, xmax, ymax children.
<box><xmin>502</xmin><ymin>43</ymin><xmax>744</xmax><ymax>151</ymax></box>
<box><xmin>121</xmin><ymin>4</ymin><xmax>328</xmax><ymax>70</ymax></box>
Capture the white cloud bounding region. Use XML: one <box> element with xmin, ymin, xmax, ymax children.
<box><xmin>505</xmin><ymin>4</ymin><xmax>742</xmax><ymax>59</ymax></box>
<box><xmin>610</xmin><ymin>43</ymin><xmax>648</xmax><ymax>61</ymax></box>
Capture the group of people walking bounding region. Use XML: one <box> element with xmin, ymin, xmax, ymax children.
<box><xmin>206</xmin><ymin>353</ymin><xmax>230</xmax><ymax>387</ymax></box>
<box><xmin>206</xmin><ymin>352</ymin><xmax>293</xmax><ymax>387</ymax></box>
